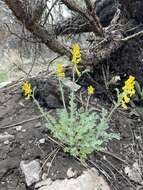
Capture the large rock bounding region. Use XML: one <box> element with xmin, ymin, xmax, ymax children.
<box><xmin>35</xmin><ymin>168</ymin><xmax>111</xmax><ymax>190</ymax></box>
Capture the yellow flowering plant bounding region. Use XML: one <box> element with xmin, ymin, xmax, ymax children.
<box><xmin>121</xmin><ymin>75</ymin><xmax>135</xmax><ymax>109</ymax></box>
<box><xmin>86</xmin><ymin>85</ymin><xmax>94</xmax><ymax>111</ymax></box>
<box><xmin>48</xmin><ymin>43</ymin><xmax>119</xmax><ymax>160</ymax></box>
<box><xmin>107</xmin><ymin>75</ymin><xmax>136</xmax><ymax>119</ymax></box>
<box><xmin>71</xmin><ymin>43</ymin><xmax>81</xmax><ymax>76</ymax></box>
<box><xmin>71</xmin><ymin>43</ymin><xmax>81</xmax><ymax>65</ymax></box>
<box><xmin>22</xmin><ymin>81</ymin><xmax>32</xmax><ymax>99</ymax></box>
<box><xmin>22</xmin><ymin>44</ymin><xmax>119</xmax><ymax>160</ymax></box>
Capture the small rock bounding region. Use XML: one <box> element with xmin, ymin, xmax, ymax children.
<box><xmin>62</xmin><ymin>79</ymin><xmax>81</xmax><ymax>92</ymax></box>
<box><xmin>35</xmin><ymin>122</ymin><xmax>42</xmax><ymax>128</ymax></box>
<box><xmin>124</xmin><ymin>162</ymin><xmax>143</xmax><ymax>184</ymax></box>
<box><xmin>39</xmin><ymin>138</ymin><xmax>45</xmax><ymax>144</ymax></box>
<box><xmin>22</xmin><ymin>129</ymin><xmax>26</xmax><ymax>132</ymax></box>
<box><xmin>0</xmin><ymin>133</ymin><xmax>14</xmax><ymax>142</ymax></box>
<box><xmin>16</xmin><ymin>125</ymin><xmax>23</xmax><ymax>131</ymax></box>
<box><xmin>20</xmin><ymin>160</ymin><xmax>41</xmax><ymax>186</ymax></box>
<box><xmin>3</xmin><ymin>140</ymin><xmax>9</xmax><ymax>145</ymax></box>
<box><xmin>42</xmin><ymin>173</ymin><xmax>48</xmax><ymax>180</ymax></box>
<box><xmin>46</xmin><ymin>162</ymin><xmax>51</xmax><ymax>168</ymax></box>
<box><xmin>19</xmin><ymin>101</ymin><xmax>25</xmax><ymax>107</ymax></box>
<box><xmin>67</xmin><ymin>168</ymin><xmax>77</xmax><ymax>178</ymax></box>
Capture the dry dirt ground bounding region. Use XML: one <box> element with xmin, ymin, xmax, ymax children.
<box><xmin>0</xmin><ymin>79</ymin><xmax>143</xmax><ymax>190</ymax></box>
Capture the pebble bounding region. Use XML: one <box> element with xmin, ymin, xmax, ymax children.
<box><xmin>67</xmin><ymin>168</ymin><xmax>77</xmax><ymax>178</ymax></box>
<box><xmin>16</xmin><ymin>125</ymin><xmax>23</xmax><ymax>131</ymax></box>
<box><xmin>39</xmin><ymin>138</ymin><xmax>46</xmax><ymax>144</ymax></box>
<box><xmin>42</xmin><ymin>173</ymin><xmax>48</xmax><ymax>180</ymax></box>
<box><xmin>35</xmin><ymin>122</ymin><xmax>41</xmax><ymax>128</ymax></box>
<box><xmin>20</xmin><ymin>160</ymin><xmax>41</xmax><ymax>186</ymax></box>
<box><xmin>4</xmin><ymin>140</ymin><xmax>10</xmax><ymax>145</ymax></box>
<box><xmin>46</xmin><ymin>162</ymin><xmax>52</xmax><ymax>168</ymax></box>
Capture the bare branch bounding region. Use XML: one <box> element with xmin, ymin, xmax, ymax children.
<box><xmin>118</xmin><ymin>30</ymin><xmax>143</xmax><ymax>42</ymax></box>
<box><xmin>4</xmin><ymin>0</ymin><xmax>71</xmax><ymax>57</ymax></box>
<box><xmin>61</xmin><ymin>0</ymin><xmax>103</xmax><ymax>35</ymax></box>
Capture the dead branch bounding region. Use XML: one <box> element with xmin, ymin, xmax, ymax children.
<box><xmin>61</xmin><ymin>0</ymin><xmax>103</xmax><ymax>35</ymax></box>
<box><xmin>119</xmin><ymin>30</ymin><xmax>143</xmax><ymax>41</ymax></box>
<box><xmin>4</xmin><ymin>0</ymin><xmax>71</xmax><ymax>57</ymax></box>
<box><xmin>4</xmin><ymin>0</ymin><xmax>143</xmax><ymax>68</ymax></box>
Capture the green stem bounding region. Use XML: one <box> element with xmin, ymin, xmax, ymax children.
<box><xmin>58</xmin><ymin>78</ymin><xmax>67</xmax><ymax>112</ymax></box>
<box><xmin>32</xmin><ymin>89</ymin><xmax>55</xmax><ymax>125</ymax></box>
<box><xmin>86</xmin><ymin>95</ymin><xmax>90</xmax><ymax>112</ymax></box>
<box><xmin>32</xmin><ymin>95</ymin><xmax>49</xmax><ymax>123</ymax></box>
<box><xmin>70</xmin><ymin>66</ymin><xmax>75</xmax><ymax>124</ymax></box>
<box><xmin>107</xmin><ymin>103</ymin><xmax>119</xmax><ymax>121</ymax></box>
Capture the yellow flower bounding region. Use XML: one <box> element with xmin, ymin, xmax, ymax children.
<box><xmin>122</xmin><ymin>75</ymin><xmax>135</xmax><ymax>97</ymax></box>
<box><xmin>121</xmin><ymin>75</ymin><xmax>135</xmax><ymax>109</ymax></box>
<box><xmin>71</xmin><ymin>43</ymin><xmax>81</xmax><ymax>76</ymax></box>
<box><xmin>87</xmin><ymin>85</ymin><xmax>94</xmax><ymax>95</ymax></box>
<box><xmin>22</xmin><ymin>81</ymin><xmax>32</xmax><ymax>99</ymax></box>
<box><xmin>71</xmin><ymin>43</ymin><xmax>81</xmax><ymax>65</ymax></box>
<box><xmin>56</xmin><ymin>64</ymin><xmax>65</xmax><ymax>79</ymax></box>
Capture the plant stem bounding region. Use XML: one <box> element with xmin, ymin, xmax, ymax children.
<box><xmin>32</xmin><ymin>95</ymin><xmax>49</xmax><ymax>123</ymax></box>
<box><xmin>58</xmin><ymin>78</ymin><xmax>67</xmax><ymax>112</ymax></box>
<box><xmin>86</xmin><ymin>95</ymin><xmax>90</xmax><ymax>112</ymax></box>
<box><xmin>32</xmin><ymin>89</ymin><xmax>55</xmax><ymax>125</ymax></box>
<box><xmin>70</xmin><ymin>66</ymin><xmax>75</xmax><ymax>124</ymax></box>
<box><xmin>107</xmin><ymin>103</ymin><xmax>119</xmax><ymax>121</ymax></box>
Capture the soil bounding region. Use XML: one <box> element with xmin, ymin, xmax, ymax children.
<box><xmin>0</xmin><ymin>79</ymin><xmax>143</xmax><ymax>190</ymax></box>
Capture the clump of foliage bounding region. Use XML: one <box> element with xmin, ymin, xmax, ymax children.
<box><xmin>48</xmin><ymin>96</ymin><xmax>119</xmax><ymax>160</ymax></box>
<box><xmin>22</xmin><ymin>44</ymin><xmax>126</xmax><ymax>160</ymax></box>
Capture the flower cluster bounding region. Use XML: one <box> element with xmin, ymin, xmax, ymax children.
<box><xmin>71</xmin><ymin>43</ymin><xmax>81</xmax><ymax>76</ymax></box>
<box><xmin>22</xmin><ymin>81</ymin><xmax>32</xmax><ymax>99</ymax></box>
<box><xmin>71</xmin><ymin>43</ymin><xmax>81</xmax><ymax>65</ymax></box>
<box><xmin>56</xmin><ymin>64</ymin><xmax>65</xmax><ymax>79</ymax></box>
<box><xmin>88</xmin><ymin>85</ymin><xmax>94</xmax><ymax>95</ymax></box>
<box><xmin>121</xmin><ymin>75</ymin><xmax>135</xmax><ymax>109</ymax></box>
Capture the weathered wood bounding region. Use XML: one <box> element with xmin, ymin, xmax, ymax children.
<box><xmin>4</xmin><ymin>0</ymin><xmax>143</xmax><ymax>68</ymax></box>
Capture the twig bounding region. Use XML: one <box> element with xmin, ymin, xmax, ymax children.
<box><xmin>117</xmin><ymin>30</ymin><xmax>143</xmax><ymax>42</ymax></box>
<box><xmin>88</xmin><ymin>160</ymin><xmax>112</xmax><ymax>181</ymax></box>
<box><xmin>0</xmin><ymin>114</ymin><xmax>45</xmax><ymax>129</ymax></box>
<box><xmin>47</xmin><ymin>148</ymin><xmax>60</xmax><ymax>176</ymax></box>
<box><xmin>11</xmin><ymin>62</ymin><xmax>28</xmax><ymax>76</ymax></box>
<box><xmin>43</xmin><ymin>0</ymin><xmax>59</xmax><ymax>26</ymax></box>
<box><xmin>104</xmin><ymin>158</ymin><xmax>135</xmax><ymax>188</ymax></box>
<box><xmin>61</xmin><ymin>0</ymin><xmax>103</xmax><ymax>35</ymax></box>
<box><xmin>41</xmin><ymin>148</ymin><xmax>59</xmax><ymax>171</ymax></box>
<box><xmin>4</xmin><ymin>23</ymin><xmax>41</xmax><ymax>43</ymax></box>
<box><xmin>99</xmin><ymin>150</ymin><xmax>129</xmax><ymax>165</ymax></box>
